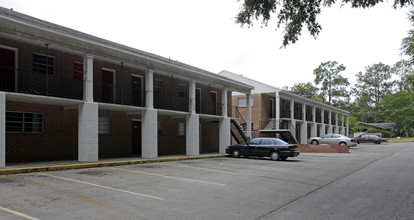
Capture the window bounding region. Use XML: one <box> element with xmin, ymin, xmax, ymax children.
<box><xmin>158</xmin><ymin>121</ymin><xmax>164</xmax><ymax>136</ymax></box>
<box><xmin>261</xmin><ymin>139</ymin><xmax>273</xmax><ymax>145</ymax></box>
<box><xmin>73</xmin><ymin>62</ymin><xmax>83</xmax><ymax>80</ymax></box>
<box><xmin>98</xmin><ymin>117</ymin><xmax>111</xmax><ymax>135</ymax></box>
<box><xmin>6</xmin><ymin>112</ymin><xmax>43</xmax><ymax>133</ymax></box>
<box><xmin>237</xmin><ymin>97</ymin><xmax>253</xmax><ymax>107</ymax></box>
<box><xmin>178</xmin><ymin>122</ymin><xmax>185</xmax><ymax>136</ymax></box>
<box><xmin>154</xmin><ymin>80</ymin><xmax>163</xmax><ymax>94</ymax></box>
<box><xmin>178</xmin><ymin>84</ymin><xmax>186</xmax><ymax>98</ymax></box>
<box><xmin>33</xmin><ymin>53</ymin><xmax>55</xmax><ymax>75</ymax></box>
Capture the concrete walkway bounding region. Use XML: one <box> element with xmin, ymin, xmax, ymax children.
<box><xmin>0</xmin><ymin>154</ymin><xmax>227</xmax><ymax>175</ymax></box>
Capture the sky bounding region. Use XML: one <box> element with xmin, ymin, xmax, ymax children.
<box><xmin>1</xmin><ymin>0</ymin><xmax>412</xmax><ymax>89</ymax></box>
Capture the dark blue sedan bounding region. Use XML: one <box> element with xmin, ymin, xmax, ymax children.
<box><xmin>225</xmin><ymin>138</ymin><xmax>300</xmax><ymax>161</ymax></box>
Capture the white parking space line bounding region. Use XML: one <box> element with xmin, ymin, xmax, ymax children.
<box><xmin>164</xmin><ymin>163</ymin><xmax>235</xmax><ymax>174</ymax></box>
<box><xmin>109</xmin><ymin>167</ymin><xmax>226</xmax><ymax>186</ymax></box>
<box><xmin>0</xmin><ymin>205</ymin><xmax>40</xmax><ymax>220</ymax></box>
<box><xmin>38</xmin><ymin>173</ymin><xmax>165</xmax><ymax>200</ymax></box>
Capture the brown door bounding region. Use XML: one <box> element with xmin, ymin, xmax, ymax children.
<box><xmin>0</xmin><ymin>48</ymin><xmax>15</xmax><ymax>91</ymax></box>
<box><xmin>132</xmin><ymin>121</ymin><xmax>142</xmax><ymax>155</ymax></box>
<box><xmin>102</xmin><ymin>69</ymin><xmax>113</xmax><ymax>103</ymax></box>
<box><xmin>196</xmin><ymin>88</ymin><xmax>201</xmax><ymax>113</ymax></box>
<box><xmin>270</xmin><ymin>99</ymin><xmax>274</xmax><ymax>118</ymax></box>
<box><xmin>132</xmin><ymin>75</ymin><xmax>142</xmax><ymax>106</ymax></box>
<box><xmin>210</xmin><ymin>92</ymin><xmax>217</xmax><ymax>115</ymax></box>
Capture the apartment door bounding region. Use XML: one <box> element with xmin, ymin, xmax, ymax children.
<box><xmin>132</xmin><ymin>120</ymin><xmax>142</xmax><ymax>155</ymax></box>
<box><xmin>132</xmin><ymin>75</ymin><xmax>143</xmax><ymax>106</ymax></box>
<box><xmin>210</xmin><ymin>91</ymin><xmax>217</xmax><ymax>115</ymax></box>
<box><xmin>0</xmin><ymin>47</ymin><xmax>15</xmax><ymax>91</ymax></box>
<box><xmin>102</xmin><ymin>69</ymin><xmax>114</xmax><ymax>103</ymax></box>
<box><xmin>196</xmin><ymin>88</ymin><xmax>201</xmax><ymax>113</ymax></box>
<box><xmin>269</xmin><ymin>99</ymin><xmax>275</xmax><ymax>118</ymax></box>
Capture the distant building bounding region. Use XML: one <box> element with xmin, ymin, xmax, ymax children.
<box><xmin>219</xmin><ymin>70</ymin><xmax>350</xmax><ymax>144</ymax></box>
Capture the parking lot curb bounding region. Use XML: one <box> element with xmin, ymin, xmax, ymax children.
<box><xmin>0</xmin><ymin>154</ymin><xmax>227</xmax><ymax>175</ymax></box>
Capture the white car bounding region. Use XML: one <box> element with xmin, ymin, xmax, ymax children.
<box><xmin>308</xmin><ymin>134</ymin><xmax>358</xmax><ymax>147</ymax></box>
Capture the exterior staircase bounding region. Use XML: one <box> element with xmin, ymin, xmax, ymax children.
<box><xmin>231</xmin><ymin>119</ymin><xmax>248</xmax><ymax>144</ymax></box>
<box><xmin>260</xmin><ymin>119</ymin><xmax>298</xmax><ymax>144</ymax></box>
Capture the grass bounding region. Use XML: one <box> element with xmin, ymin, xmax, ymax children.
<box><xmin>388</xmin><ymin>137</ymin><xmax>414</xmax><ymax>143</ymax></box>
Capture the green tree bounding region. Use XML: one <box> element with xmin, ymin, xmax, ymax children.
<box><xmin>392</xmin><ymin>59</ymin><xmax>414</xmax><ymax>92</ymax></box>
<box><xmin>236</xmin><ymin>0</ymin><xmax>413</xmax><ymax>47</ymax></box>
<box><xmin>354</xmin><ymin>63</ymin><xmax>394</xmax><ymax>107</ymax></box>
<box><xmin>375</xmin><ymin>92</ymin><xmax>414</xmax><ymax>136</ymax></box>
<box><xmin>289</xmin><ymin>82</ymin><xmax>320</xmax><ymax>99</ymax></box>
<box><xmin>313</xmin><ymin>61</ymin><xmax>350</xmax><ymax>106</ymax></box>
<box><xmin>401</xmin><ymin>10</ymin><xmax>414</xmax><ymax>62</ymax></box>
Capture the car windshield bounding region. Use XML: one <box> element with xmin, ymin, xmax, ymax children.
<box><xmin>271</xmin><ymin>138</ymin><xmax>288</xmax><ymax>145</ymax></box>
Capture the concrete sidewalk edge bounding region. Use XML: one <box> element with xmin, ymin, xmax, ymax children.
<box><xmin>0</xmin><ymin>154</ymin><xmax>227</xmax><ymax>175</ymax></box>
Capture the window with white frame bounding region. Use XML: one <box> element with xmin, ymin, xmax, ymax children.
<box><xmin>178</xmin><ymin>122</ymin><xmax>185</xmax><ymax>136</ymax></box>
<box><xmin>237</xmin><ymin>97</ymin><xmax>253</xmax><ymax>107</ymax></box>
<box><xmin>154</xmin><ymin>80</ymin><xmax>163</xmax><ymax>94</ymax></box>
<box><xmin>6</xmin><ymin>112</ymin><xmax>44</xmax><ymax>133</ymax></box>
<box><xmin>98</xmin><ymin>117</ymin><xmax>111</xmax><ymax>135</ymax></box>
<box><xmin>178</xmin><ymin>84</ymin><xmax>186</xmax><ymax>98</ymax></box>
<box><xmin>158</xmin><ymin>121</ymin><xmax>164</xmax><ymax>136</ymax></box>
<box><xmin>33</xmin><ymin>53</ymin><xmax>55</xmax><ymax>75</ymax></box>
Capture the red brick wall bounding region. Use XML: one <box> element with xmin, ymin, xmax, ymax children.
<box><xmin>98</xmin><ymin>110</ymin><xmax>137</xmax><ymax>158</ymax></box>
<box><xmin>158</xmin><ymin>115</ymin><xmax>186</xmax><ymax>155</ymax></box>
<box><xmin>5</xmin><ymin>101</ymin><xmax>78</xmax><ymax>163</ymax></box>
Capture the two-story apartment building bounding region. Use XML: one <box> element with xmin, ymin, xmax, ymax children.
<box><xmin>219</xmin><ymin>71</ymin><xmax>350</xmax><ymax>144</ymax></box>
<box><xmin>0</xmin><ymin>8</ymin><xmax>253</xmax><ymax>167</ymax></box>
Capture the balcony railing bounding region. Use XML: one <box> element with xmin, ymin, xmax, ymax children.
<box><xmin>154</xmin><ymin>93</ymin><xmax>188</xmax><ymax>112</ymax></box>
<box><xmin>0</xmin><ymin>66</ymin><xmax>83</xmax><ymax>100</ymax></box>
<box><xmin>316</xmin><ymin>116</ymin><xmax>322</xmax><ymax>123</ymax></box>
<box><xmin>94</xmin><ymin>82</ymin><xmax>145</xmax><ymax>107</ymax></box>
<box><xmin>196</xmin><ymin>100</ymin><xmax>222</xmax><ymax>116</ymax></box>
<box><xmin>294</xmin><ymin>112</ymin><xmax>303</xmax><ymax>120</ymax></box>
<box><xmin>281</xmin><ymin>111</ymin><xmax>291</xmax><ymax>118</ymax></box>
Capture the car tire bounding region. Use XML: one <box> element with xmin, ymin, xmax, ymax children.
<box><xmin>311</xmin><ymin>140</ymin><xmax>319</xmax><ymax>145</ymax></box>
<box><xmin>231</xmin><ymin>149</ymin><xmax>241</xmax><ymax>158</ymax></box>
<box><xmin>270</xmin><ymin>151</ymin><xmax>280</xmax><ymax>161</ymax></box>
<box><xmin>280</xmin><ymin>156</ymin><xmax>287</xmax><ymax>161</ymax></box>
<box><xmin>357</xmin><ymin>141</ymin><xmax>360</xmax><ymax>144</ymax></box>
<box><xmin>339</xmin><ymin>142</ymin><xmax>347</xmax><ymax>146</ymax></box>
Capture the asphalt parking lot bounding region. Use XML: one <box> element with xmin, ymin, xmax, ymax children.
<box><xmin>0</xmin><ymin>142</ymin><xmax>411</xmax><ymax>220</ymax></box>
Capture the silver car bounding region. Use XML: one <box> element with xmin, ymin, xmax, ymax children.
<box><xmin>308</xmin><ymin>134</ymin><xmax>357</xmax><ymax>147</ymax></box>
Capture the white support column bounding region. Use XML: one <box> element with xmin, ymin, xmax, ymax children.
<box><xmin>145</xmin><ymin>69</ymin><xmax>154</xmax><ymax>109</ymax></box>
<box><xmin>311</xmin><ymin>106</ymin><xmax>317</xmax><ymax>137</ymax></box>
<box><xmin>83</xmin><ymin>54</ymin><xmax>94</xmax><ymax>102</ymax></box>
<box><xmin>0</xmin><ymin>92</ymin><xmax>5</xmax><ymax>167</ymax></box>
<box><xmin>275</xmin><ymin>92</ymin><xmax>280</xmax><ymax>130</ymax></box>
<box><xmin>346</xmin><ymin>115</ymin><xmax>349</xmax><ymax>137</ymax></box>
<box><xmin>186</xmin><ymin>113</ymin><xmax>199</xmax><ymax>156</ymax></box>
<box><xmin>246</xmin><ymin>93</ymin><xmax>252</xmax><ymax>140</ymax></box>
<box><xmin>290</xmin><ymin>100</ymin><xmax>296</xmax><ymax>138</ymax></box>
<box><xmin>328</xmin><ymin>110</ymin><xmax>332</xmax><ymax>134</ymax></box>
<box><xmin>78</xmin><ymin>102</ymin><xmax>98</xmax><ymax>162</ymax></box>
<box><xmin>219</xmin><ymin>117</ymin><xmax>231</xmax><ymax>154</ymax></box>
<box><xmin>334</xmin><ymin>112</ymin><xmax>339</xmax><ymax>134</ymax></box>
<box><xmin>186</xmin><ymin>79</ymin><xmax>199</xmax><ymax>156</ymax></box>
<box><xmin>341</xmin><ymin>115</ymin><xmax>345</xmax><ymax>135</ymax></box>
<box><xmin>142</xmin><ymin>108</ymin><xmax>158</xmax><ymax>158</ymax></box>
<box><xmin>301</xmin><ymin>103</ymin><xmax>307</xmax><ymax>144</ymax></box>
<box><xmin>222</xmin><ymin>88</ymin><xmax>228</xmax><ymax>117</ymax></box>
<box><xmin>320</xmin><ymin>109</ymin><xmax>325</xmax><ymax>136</ymax></box>
<box><xmin>189</xmin><ymin>79</ymin><xmax>196</xmax><ymax>113</ymax></box>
